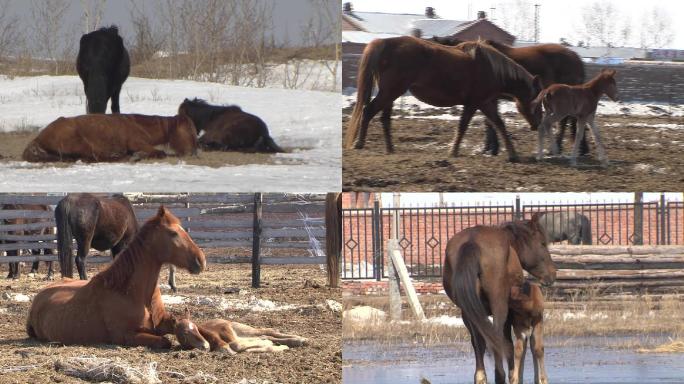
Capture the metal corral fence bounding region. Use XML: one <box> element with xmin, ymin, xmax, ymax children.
<box><xmin>343</xmin><ymin>195</ymin><xmax>684</xmax><ymax>280</ymax></box>
<box><xmin>0</xmin><ymin>193</ymin><xmax>330</xmax><ymax>287</ymax></box>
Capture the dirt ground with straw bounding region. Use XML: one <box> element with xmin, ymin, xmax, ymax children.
<box><xmin>342</xmin><ymin>109</ymin><xmax>684</xmax><ymax>191</ymax></box>
<box><xmin>0</xmin><ymin>131</ymin><xmax>311</xmax><ymax>167</ymax></box>
<box><xmin>342</xmin><ymin>289</ymin><xmax>684</xmax><ymax>348</ymax></box>
<box><xmin>0</xmin><ymin>258</ymin><xmax>341</xmax><ymax>384</ymax></box>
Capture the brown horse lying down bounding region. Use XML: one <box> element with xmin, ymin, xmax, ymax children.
<box><xmin>508</xmin><ymin>281</ymin><xmax>548</xmax><ymax>384</ymax></box>
<box><xmin>178</xmin><ymin>98</ymin><xmax>283</xmax><ymax>153</ymax></box>
<box><xmin>22</xmin><ymin>114</ymin><xmax>198</xmax><ymax>162</ymax></box>
<box><xmin>172</xmin><ymin>309</ymin><xmax>307</xmax><ymax>353</ymax></box>
<box><xmin>26</xmin><ymin>207</ymin><xmax>206</xmax><ymax>348</ymax></box>
<box><xmin>533</xmin><ymin>69</ymin><xmax>618</xmax><ymax>167</ymax></box>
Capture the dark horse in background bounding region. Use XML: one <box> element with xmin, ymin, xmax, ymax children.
<box><xmin>77</xmin><ymin>26</ymin><xmax>130</xmax><ymax>114</ymax></box>
<box><xmin>1</xmin><ymin>204</ymin><xmax>55</xmax><ymax>279</ymax></box>
<box><xmin>56</xmin><ymin>193</ymin><xmax>177</xmax><ymax>291</ymax></box>
<box><xmin>178</xmin><ymin>98</ymin><xmax>283</xmax><ymax>153</ymax></box>
<box><xmin>346</xmin><ymin>36</ymin><xmax>543</xmax><ymax>162</ymax></box>
<box><xmin>443</xmin><ymin>213</ymin><xmax>556</xmax><ymax>384</ymax></box>
<box><xmin>430</xmin><ymin>35</ymin><xmax>588</xmax><ymax>156</ymax></box>
<box><xmin>538</xmin><ymin>211</ymin><xmax>592</xmax><ymax>245</ymax></box>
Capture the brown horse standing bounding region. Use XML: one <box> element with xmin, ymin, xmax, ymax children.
<box><xmin>431</xmin><ymin>36</ymin><xmax>587</xmax><ymax>156</ymax></box>
<box><xmin>173</xmin><ymin>309</ymin><xmax>307</xmax><ymax>353</ymax></box>
<box><xmin>178</xmin><ymin>98</ymin><xmax>283</xmax><ymax>153</ymax></box>
<box><xmin>533</xmin><ymin>69</ymin><xmax>618</xmax><ymax>167</ymax></box>
<box><xmin>507</xmin><ymin>281</ymin><xmax>548</xmax><ymax>384</ymax></box>
<box><xmin>346</xmin><ymin>36</ymin><xmax>543</xmax><ymax>162</ymax></box>
<box><xmin>1</xmin><ymin>204</ymin><xmax>55</xmax><ymax>279</ymax></box>
<box><xmin>27</xmin><ymin>206</ymin><xmax>205</xmax><ymax>347</ymax></box>
<box><xmin>22</xmin><ymin>114</ymin><xmax>198</xmax><ymax>162</ymax></box>
<box><xmin>443</xmin><ymin>214</ymin><xmax>556</xmax><ymax>384</ymax></box>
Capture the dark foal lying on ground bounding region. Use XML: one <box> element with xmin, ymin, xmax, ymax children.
<box><xmin>533</xmin><ymin>69</ymin><xmax>618</xmax><ymax>167</ymax></box>
<box><xmin>178</xmin><ymin>98</ymin><xmax>283</xmax><ymax>153</ymax></box>
<box><xmin>173</xmin><ymin>309</ymin><xmax>307</xmax><ymax>353</ymax></box>
<box><xmin>22</xmin><ymin>114</ymin><xmax>198</xmax><ymax>162</ymax></box>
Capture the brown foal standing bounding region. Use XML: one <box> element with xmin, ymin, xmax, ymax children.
<box><xmin>533</xmin><ymin>69</ymin><xmax>618</xmax><ymax>167</ymax></box>
<box><xmin>507</xmin><ymin>281</ymin><xmax>548</xmax><ymax>384</ymax></box>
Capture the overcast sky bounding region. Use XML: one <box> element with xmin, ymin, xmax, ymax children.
<box><xmin>348</xmin><ymin>0</ymin><xmax>684</xmax><ymax>49</ymax></box>
<box><xmin>3</xmin><ymin>0</ymin><xmax>337</xmax><ymax>50</ymax></box>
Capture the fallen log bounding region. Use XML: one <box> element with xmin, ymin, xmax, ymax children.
<box><xmin>552</xmin><ymin>254</ymin><xmax>684</xmax><ymax>270</ymax></box>
<box><xmin>550</xmin><ymin>245</ymin><xmax>684</xmax><ymax>256</ymax></box>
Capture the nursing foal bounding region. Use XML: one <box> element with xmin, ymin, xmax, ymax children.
<box><xmin>507</xmin><ymin>281</ymin><xmax>548</xmax><ymax>384</ymax></box>
<box><xmin>533</xmin><ymin>69</ymin><xmax>618</xmax><ymax>167</ymax></box>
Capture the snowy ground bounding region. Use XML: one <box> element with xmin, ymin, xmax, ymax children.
<box><xmin>0</xmin><ymin>76</ymin><xmax>340</xmax><ymax>192</ymax></box>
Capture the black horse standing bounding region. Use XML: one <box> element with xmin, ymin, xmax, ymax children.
<box><xmin>76</xmin><ymin>26</ymin><xmax>130</xmax><ymax>114</ymax></box>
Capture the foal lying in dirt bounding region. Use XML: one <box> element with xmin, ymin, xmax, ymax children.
<box><xmin>508</xmin><ymin>281</ymin><xmax>548</xmax><ymax>384</ymax></box>
<box><xmin>172</xmin><ymin>310</ymin><xmax>307</xmax><ymax>354</ymax></box>
<box><xmin>533</xmin><ymin>68</ymin><xmax>618</xmax><ymax>168</ymax></box>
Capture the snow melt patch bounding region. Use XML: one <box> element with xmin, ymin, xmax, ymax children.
<box><xmin>423</xmin><ymin>315</ymin><xmax>465</xmax><ymax>327</ymax></box>
<box><xmin>343</xmin><ymin>306</ymin><xmax>387</xmax><ymax>323</ymax></box>
<box><xmin>164</xmin><ymin>294</ymin><xmax>300</xmax><ymax>312</ymax></box>
<box><xmin>161</xmin><ymin>294</ymin><xmax>188</xmax><ymax>305</ymax></box>
<box><xmin>1</xmin><ymin>292</ymin><xmax>31</xmax><ymax>302</ymax></box>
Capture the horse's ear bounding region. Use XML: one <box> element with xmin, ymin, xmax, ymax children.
<box><xmin>602</xmin><ymin>68</ymin><xmax>616</xmax><ymax>77</ymax></box>
<box><xmin>530</xmin><ymin>212</ymin><xmax>543</xmax><ymax>224</ymax></box>
<box><xmin>532</xmin><ymin>75</ymin><xmax>544</xmax><ymax>94</ymax></box>
<box><xmin>157</xmin><ymin>205</ymin><xmax>168</xmax><ymax>218</ymax></box>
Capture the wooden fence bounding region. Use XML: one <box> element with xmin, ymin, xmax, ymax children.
<box><xmin>0</xmin><ymin>193</ymin><xmax>332</xmax><ymax>287</ymax></box>
<box><xmin>549</xmin><ymin>245</ymin><xmax>684</xmax><ymax>294</ymax></box>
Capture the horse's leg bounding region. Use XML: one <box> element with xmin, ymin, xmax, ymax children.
<box><xmin>570</xmin><ymin>117</ymin><xmax>587</xmax><ymax>167</ymax></box>
<box><xmin>556</xmin><ymin>116</ymin><xmax>568</xmax><ymax>153</ymax></box>
<box><xmin>30</xmin><ymin>248</ymin><xmax>41</xmax><ymax>274</ymax></box>
<box><xmin>509</xmin><ymin>326</ymin><xmax>527</xmax><ymax>384</ymax></box>
<box><xmin>449</xmin><ymin>105</ymin><xmax>477</xmax><ymax>158</ymax></box>
<box><xmin>168</xmin><ymin>265</ymin><xmax>177</xmax><ymax>293</ymax></box>
<box><xmin>505</xmin><ymin>315</ymin><xmax>517</xmax><ymax>384</ymax></box>
<box><xmin>380</xmin><ymin>105</ymin><xmax>394</xmax><ymax>153</ymax></box>
<box><xmin>531</xmin><ymin>322</ymin><xmax>548</xmax><ymax>384</ymax></box>
<box><xmin>484</xmin><ymin>119</ymin><xmax>500</xmax><ymax>156</ymax></box>
<box><xmin>588</xmin><ymin>115</ymin><xmax>608</xmax><ymax>167</ymax></box>
<box><xmin>491</xmin><ymin>302</ymin><xmax>512</xmax><ymax>384</ymax></box>
<box><xmin>127</xmin><ymin>138</ymin><xmax>167</xmax><ymax>161</ymax></box>
<box><xmin>232</xmin><ymin>322</ymin><xmax>307</xmax><ymax>347</ymax></box>
<box><xmin>571</xmin><ymin>116</ymin><xmax>590</xmax><ymax>156</ymax></box>
<box><xmin>538</xmin><ymin>113</ymin><xmax>562</xmax><ymax>160</ymax></box>
<box><xmin>44</xmin><ymin>246</ymin><xmax>54</xmax><ymax>280</ymax></box>
<box><xmin>123</xmin><ymin>330</ymin><xmax>172</xmax><ymax>349</ymax></box>
<box><xmin>111</xmin><ymin>84</ymin><xmax>122</xmax><ymax>114</ymax></box>
<box><xmin>355</xmin><ymin>76</ymin><xmax>407</xmax><ymax>151</ymax></box>
<box><xmin>7</xmin><ymin>249</ymin><xmax>19</xmax><ymax>279</ymax></box>
<box><xmin>479</xmin><ymin>102</ymin><xmax>518</xmax><ymax>162</ymax></box>
<box><xmin>464</xmin><ymin>318</ymin><xmax>487</xmax><ymax>384</ymax></box>
<box><xmin>76</xmin><ymin>233</ymin><xmax>94</xmax><ymax>280</ymax></box>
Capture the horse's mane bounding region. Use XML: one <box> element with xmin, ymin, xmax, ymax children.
<box><xmin>463</xmin><ymin>40</ymin><xmax>531</xmax><ymax>85</ymax></box>
<box><xmin>183</xmin><ymin>98</ymin><xmax>242</xmax><ymax>113</ymax></box>
<box><xmin>181</xmin><ymin>98</ymin><xmax>243</xmax><ymax>130</ymax></box>
<box><xmin>92</xmin><ymin>214</ymin><xmax>164</xmax><ymax>293</ymax></box>
<box><xmin>501</xmin><ymin>220</ymin><xmax>539</xmax><ymax>251</ymax></box>
<box><xmin>96</xmin><ymin>25</ymin><xmax>120</xmax><ymax>35</ymax></box>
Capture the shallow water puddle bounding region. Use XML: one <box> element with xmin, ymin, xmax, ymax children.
<box><xmin>343</xmin><ymin>337</ymin><xmax>684</xmax><ymax>384</ymax></box>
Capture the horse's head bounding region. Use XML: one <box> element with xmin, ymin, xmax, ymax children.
<box><xmin>169</xmin><ymin>115</ymin><xmax>199</xmax><ymax>156</ymax></box>
<box><xmin>516</xmin><ymin>75</ymin><xmax>544</xmax><ymax>130</ymax></box>
<box><xmin>174</xmin><ymin>308</ymin><xmax>210</xmax><ymax>351</ymax></box>
<box><xmin>599</xmin><ymin>69</ymin><xmax>619</xmax><ymax>101</ymax></box>
<box><xmin>516</xmin><ymin>213</ymin><xmax>557</xmax><ymax>286</ymax></box>
<box><xmin>152</xmin><ymin>206</ymin><xmax>205</xmax><ymax>274</ymax></box>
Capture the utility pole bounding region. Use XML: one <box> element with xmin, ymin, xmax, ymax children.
<box><xmin>534</xmin><ymin>4</ymin><xmax>540</xmax><ymax>43</ymax></box>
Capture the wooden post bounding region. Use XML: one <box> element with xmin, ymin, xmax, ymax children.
<box><xmin>389</xmin><ymin>247</ymin><xmax>425</xmax><ymax>320</ymax></box>
<box><xmin>251</xmin><ymin>193</ymin><xmax>263</xmax><ymax>288</ymax></box>
<box><xmin>386</xmin><ymin>239</ymin><xmax>402</xmax><ymax>321</ymax></box>
<box><xmin>634</xmin><ymin>192</ymin><xmax>643</xmax><ymax>245</ymax></box>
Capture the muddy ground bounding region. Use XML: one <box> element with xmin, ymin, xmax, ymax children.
<box><xmin>0</xmin><ymin>261</ymin><xmax>341</xmax><ymax>384</ymax></box>
<box><xmin>0</xmin><ymin>131</ymin><xmax>309</xmax><ymax>168</ymax></box>
<box><xmin>342</xmin><ymin>109</ymin><xmax>684</xmax><ymax>191</ymax></box>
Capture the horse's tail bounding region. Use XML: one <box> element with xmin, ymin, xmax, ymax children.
<box><xmin>345</xmin><ymin>38</ymin><xmax>385</xmax><ymax>149</ymax></box>
<box><xmin>259</xmin><ymin>135</ymin><xmax>285</xmax><ymax>153</ymax></box>
<box><xmin>580</xmin><ymin>215</ymin><xmax>592</xmax><ymax>245</ymax></box>
<box><xmin>55</xmin><ymin>198</ymin><xmax>74</xmax><ymax>278</ymax></box>
<box><xmin>452</xmin><ymin>241</ymin><xmax>507</xmax><ymax>359</ymax></box>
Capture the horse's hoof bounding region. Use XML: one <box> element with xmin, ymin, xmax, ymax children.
<box><xmin>509</xmin><ymin>155</ymin><xmax>520</xmax><ymax>163</ymax></box>
<box><xmin>353</xmin><ymin>142</ymin><xmax>364</xmax><ymax>150</ymax></box>
<box><xmin>217</xmin><ymin>345</ymin><xmax>237</xmax><ymax>355</ymax></box>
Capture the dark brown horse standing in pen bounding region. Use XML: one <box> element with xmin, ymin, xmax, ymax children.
<box><xmin>443</xmin><ymin>213</ymin><xmax>556</xmax><ymax>384</ymax></box>
<box><xmin>431</xmin><ymin>36</ymin><xmax>587</xmax><ymax>156</ymax></box>
<box><xmin>346</xmin><ymin>36</ymin><xmax>543</xmax><ymax>162</ymax></box>
<box><xmin>325</xmin><ymin>193</ymin><xmax>341</xmax><ymax>288</ymax></box>
<box><xmin>27</xmin><ymin>207</ymin><xmax>205</xmax><ymax>347</ymax></box>
<box><xmin>1</xmin><ymin>204</ymin><xmax>55</xmax><ymax>279</ymax></box>
<box><xmin>178</xmin><ymin>98</ymin><xmax>283</xmax><ymax>152</ymax></box>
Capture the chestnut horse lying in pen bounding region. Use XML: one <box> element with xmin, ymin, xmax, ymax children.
<box><xmin>346</xmin><ymin>36</ymin><xmax>543</xmax><ymax>162</ymax></box>
<box><xmin>0</xmin><ymin>204</ymin><xmax>55</xmax><ymax>279</ymax></box>
<box><xmin>533</xmin><ymin>69</ymin><xmax>618</xmax><ymax>167</ymax></box>
<box><xmin>431</xmin><ymin>35</ymin><xmax>587</xmax><ymax>156</ymax></box>
<box><xmin>22</xmin><ymin>114</ymin><xmax>198</xmax><ymax>162</ymax></box>
<box><xmin>27</xmin><ymin>207</ymin><xmax>205</xmax><ymax>348</ymax></box>
<box><xmin>443</xmin><ymin>213</ymin><xmax>556</xmax><ymax>384</ymax></box>
<box><xmin>172</xmin><ymin>309</ymin><xmax>307</xmax><ymax>353</ymax></box>
<box><xmin>178</xmin><ymin>98</ymin><xmax>283</xmax><ymax>152</ymax></box>
<box><xmin>508</xmin><ymin>281</ymin><xmax>548</xmax><ymax>384</ymax></box>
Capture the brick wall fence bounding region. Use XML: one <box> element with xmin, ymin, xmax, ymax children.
<box><xmin>343</xmin><ymin>42</ymin><xmax>684</xmax><ymax>104</ymax></box>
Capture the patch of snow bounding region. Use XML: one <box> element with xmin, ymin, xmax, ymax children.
<box><xmin>161</xmin><ymin>294</ymin><xmax>188</xmax><ymax>305</ymax></box>
<box><xmin>423</xmin><ymin>315</ymin><xmax>465</xmax><ymax>327</ymax></box>
<box><xmin>1</xmin><ymin>292</ymin><xmax>31</xmax><ymax>302</ymax></box>
<box><xmin>325</xmin><ymin>299</ymin><xmax>342</xmax><ymax>313</ymax></box>
<box><xmin>343</xmin><ymin>306</ymin><xmax>387</xmax><ymax>323</ymax></box>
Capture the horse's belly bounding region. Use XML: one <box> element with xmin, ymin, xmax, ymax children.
<box><xmin>409</xmin><ymin>85</ymin><xmax>465</xmax><ymax>108</ymax></box>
